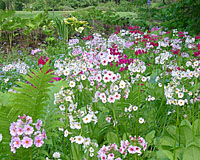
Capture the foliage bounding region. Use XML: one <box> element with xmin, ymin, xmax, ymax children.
<box><xmin>160</xmin><ymin>0</ymin><xmax>200</xmax><ymax>34</ymax></box>
<box><xmin>156</xmin><ymin>119</ymin><xmax>200</xmax><ymax>160</ymax></box>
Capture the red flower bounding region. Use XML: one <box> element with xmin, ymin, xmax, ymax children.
<box><xmin>38</xmin><ymin>56</ymin><xmax>51</xmax><ymax>65</ymax></box>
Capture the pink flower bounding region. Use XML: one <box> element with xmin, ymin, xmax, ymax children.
<box><xmin>108</xmin><ymin>95</ymin><xmax>115</xmax><ymax>103</ymax></box>
<box><xmin>16</xmin><ymin>127</ymin><xmax>23</xmax><ymax>135</ymax></box>
<box><xmin>101</xmin><ymin>154</ymin><xmax>107</xmax><ymax>160</ymax></box>
<box><xmin>13</xmin><ymin>137</ymin><xmax>21</xmax><ymax>148</ymax></box>
<box><xmin>26</xmin><ymin>116</ymin><xmax>33</xmax><ymax>124</ymax></box>
<box><xmin>10</xmin><ymin>125</ymin><xmax>17</xmax><ymax>137</ymax></box>
<box><xmin>128</xmin><ymin>145</ymin><xmax>135</xmax><ymax>154</ymax></box>
<box><xmin>24</xmin><ymin>125</ymin><xmax>34</xmax><ymax>135</ymax></box>
<box><xmin>106</xmin><ymin>117</ymin><xmax>111</xmax><ymax>123</ymax></box>
<box><xmin>108</xmin><ymin>153</ymin><xmax>114</xmax><ymax>159</ymax></box>
<box><xmin>22</xmin><ymin>136</ymin><xmax>33</xmax><ymax>148</ymax></box>
<box><xmin>42</xmin><ymin>129</ymin><xmax>47</xmax><ymax>140</ymax></box>
<box><xmin>35</xmin><ymin>120</ymin><xmax>42</xmax><ymax>130</ymax></box>
<box><xmin>34</xmin><ymin>135</ymin><xmax>44</xmax><ymax>147</ymax></box>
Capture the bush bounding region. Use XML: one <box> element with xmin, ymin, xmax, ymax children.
<box><xmin>58</xmin><ymin>6</ymin><xmax>74</xmax><ymax>11</ymax></box>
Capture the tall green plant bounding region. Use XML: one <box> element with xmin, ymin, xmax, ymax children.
<box><xmin>10</xmin><ymin>61</ymin><xmax>55</xmax><ymax>119</ymax></box>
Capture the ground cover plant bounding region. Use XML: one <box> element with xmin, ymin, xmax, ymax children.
<box><xmin>0</xmin><ymin>0</ymin><xmax>200</xmax><ymax>160</ymax></box>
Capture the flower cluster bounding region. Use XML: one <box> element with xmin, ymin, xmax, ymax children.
<box><xmin>2</xmin><ymin>61</ymin><xmax>30</xmax><ymax>75</ymax></box>
<box><xmin>97</xmin><ymin>136</ymin><xmax>147</xmax><ymax>160</ymax></box>
<box><xmin>9</xmin><ymin>114</ymin><xmax>47</xmax><ymax>153</ymax></box>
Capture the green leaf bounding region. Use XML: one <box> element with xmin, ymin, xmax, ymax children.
<box><xmin>145</xmin><ymin>130</ymin><xmax>155</xmax><ymax>145</ymax></box>
<box><xmin>180</xmin><ymin>125</ymin><xmax>193</xmax><ymax>146</ymax></box>
<box><xmin>107</xmin><ymin>132</ymin><xmax>118</xmax><ymax>144</ymax></box>
<box><xmin>183</xmin><ymin>144</ymin><xmax>200</xmax><ymax>160</ymax></box>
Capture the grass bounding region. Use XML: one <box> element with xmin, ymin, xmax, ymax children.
<box><xmin>15</xmin><ymin>11</ymin><xmax>74</xmax><ymax>19</ymax></box>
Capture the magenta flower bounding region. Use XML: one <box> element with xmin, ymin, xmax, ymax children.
<box><xmin>13</xmin><ymin>137</ymin><xmax>21</xmax><ymax>149</ymax></box>
<box><xmin>34</xmin><ymin>135</ymin><xmax>44</xmax><ymax>147</ymax></box>
<box><xmin>22</xmin><ymin>136</ymin><xmax>33</xmax><ymax>148</ymax></box>
<box><xmin>24</xmin><ymin>125</ymin><xmax>34</xmax><ymax>135</ymax></box>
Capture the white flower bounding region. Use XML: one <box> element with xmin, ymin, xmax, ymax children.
<box><xmin>69</xmin><ymin>81</ymin><xmax>76</xmax><ymax>88</ymax></box>
<box><xmin>75</xmin><ymin>136</ymin><xmax>84</xmax><ymax>144</ymax></box>
<box><xmin>90</xmin><ymin>152</ymin><xmax>94</xmax><ymax>157</ymax></box>
<box><xmin>84</xmin><ymin>138</ymin><xmax>91</xmax><ymax>146</ymax></box>
<box><xmin>178</xmin><ymin>99</ymin><xmax>185</xmax><ymax>106</ymax></box>
<box><xmin>59</xmin><ymin>104</ymin><xmax>65</xmax><ymax>111</ymax></box>
<box><xmin>133</xmin><ymin>106</ymin><xmax>138</xmax><ymax>111</ymax></box>
<box><xmin>158</xmin><ymin>83</ymin><xmax>162</xmax><ymax>87</ymax></box>
<box><xmin>113</xmin><ymin>85</ymin><xmax>119</xmax><ymax>92</ymax></box>
<box><xmin>141</xmin><ymin>76</ymin><xmax>147</xmax><ymax>82</ymax></box>
<box><xmin>82</xmin><ymin>114</ymin><xmax>92</xmax><ymax>124</ymax></box>
<box><xmin>178</xmin><ymin>92</ymin><xmax>184</xmax><ymax>98</ymax></box>
<box><xmin>64</xmin><ymin>129</ymin><xmax>71</xmax><ymax>137</ymax></box>
<box><xmin>89</xmin><ymin>147</ymin><xmax>94</xmax><ymax>152</ymax></box>
<box><xmin>81</xmin><ymin>75</ymin><xmax>86</xmax><ymax>80</ymax></box>
<box><xmin>65</xmin><ymin>96</ymin><xmax>72</xmax><ymax>102</ymax></box>
<box><xmin>119</xmin><ymin>80</ymin><xmax>126</xmax><ymax>89</ymax></box>
<box><xmin>53</xmin><ymin>152</ymin><xmax>60</xmax><ymax>158</ymax></box>
<box><xmin>139</xmin><ymin>118</ymin><xmax>145</xmax><ymax>124</ymax></box>
<box><xmin>63</xmin><ymin>69</ymin><xmax>70</xmax><ymax>76</ymax></box>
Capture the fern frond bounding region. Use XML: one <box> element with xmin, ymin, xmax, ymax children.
<box><xmin>10</xmin><ymin>61</ymin><xmax>55</xmax><ymax>120</ymax></box>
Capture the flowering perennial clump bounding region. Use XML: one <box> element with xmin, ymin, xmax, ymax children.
<box><xmin>97</xmin><ymin>136</ymin><xmax>147</xmax><ymax>160</ymax></box>
<box><xmin>9</xmin><ymin>114</ymin><xmax>47</xmax><ymax>153</ymax></box>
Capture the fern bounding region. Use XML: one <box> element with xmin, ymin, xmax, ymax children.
<box><xmin>34</xmin><ymin>80</ymin><xmax>68</xmax><ymax>159</ymax></box>
<box><xmin>10</xmin><ymin>61</ymin><xmax>55</xmax><ymax>120</ymax></box>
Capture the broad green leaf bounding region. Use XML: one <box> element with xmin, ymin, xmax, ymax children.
<box><xmin>183</xmin><ymin>144</ymin><xmax>200</xmax><ymax>160</ymax></box>
<box><xmin>107</xmin><ymin>132</ymin><xmax>118</xmax><ymax>144</ymax></box>
<box><xmin>145</xmin><ymin>130</ymin><xmax>155</xmax><ymax>144</ymax></box>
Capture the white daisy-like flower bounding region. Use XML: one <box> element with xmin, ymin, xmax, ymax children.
<box><xmin>133</xmin><ymin>106</ymin><xmax>138</xmax><ymax>111</ymax></box>
<box><xmin>139</xmin><ymin>117</ymin><xmax>145</xmax><ymax>124</ymax></box>
<box><xmin>59</xmin><ymin>104</ymin><xmax>65</xmax><ymax>111</ymax></box>
<box><xmin>53</xmin><ymin>152</ymin><xmax>60</xmax><ymax>158</ymax></box>
<box><xmin>64</xmin><ymin>129</ymin><xmax>71</xmax><ymax>137</ymax></box>
<box><xmin>82</xmin><ymin>114</ymin><xmax>92</xmax><ymax>124</ymax></box>
<box><xmin>75</xmin><ymin>136</ymin><xmax>84</xmax><ymax>144</ymax></box>
<box><xmin>119</xmin><ymin>80</ymin><xmax>126</xmax><ymax>89</ymax></box>
<box><xmin>65</xmin><ymin>96</ymin><xmax>72</xmax><ymax>102</ymax></box>
<box><xmin>69</xmin><ymin>81</ymin><xmax>76</xmax><ymax>88</ymax></box>
<box><xmin>178</xmin><ymin>99</ymin><xmax>185</xmax><ymax>106</ymax></box>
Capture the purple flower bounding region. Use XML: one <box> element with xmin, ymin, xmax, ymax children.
<box><xmin>22</xmin><ymin>136</ymin><xmax>33</xmax><ymax>148</ymax></box>
<box><xmin>34</xmin><ymin>135</ymin><xmax>44</xmax><ymax>147</ymax></box>
<box><xmin>31</xmin><ymin>48</ymin><xmax>41</xmax><ymax>55</ymax></box>
<box><xmin>147</xmin><ymin>0</ymin><xmax>151</xmax><ymax>4</ymax></box>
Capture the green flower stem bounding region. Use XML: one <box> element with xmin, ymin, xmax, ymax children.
<box><xmin>112</xmin><ymin>103</ymin><xmax>120</xmax><ymax>145</ymax></box>
<box><xmin>198</xmin><ymin>102</ymin><xmax>200</xmax><ymax>135</ymax></box>
<box><xmin>174</xmin><ymin>105</ymin><xmax>179</xmax><ymax>159</ymax></box>
<box><xmin>192</xmin><ymin>78</ymin><xmax>198</xmax><ymax>141</ymax></box>
<box><xmin>30</xmin><ymin>147</ymin><xmax>33</xmax><ymax>160</ymax></box>
<box><xmin>136</xmin><ymin>81</ymin><xmax>141</xmax><ymax>137</ymax></box>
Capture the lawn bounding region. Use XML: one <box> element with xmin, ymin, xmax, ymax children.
<box><xmin>15</xmin><ymin>11</ymin><xmax>74</xmax><ymax>19</ymax></box>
